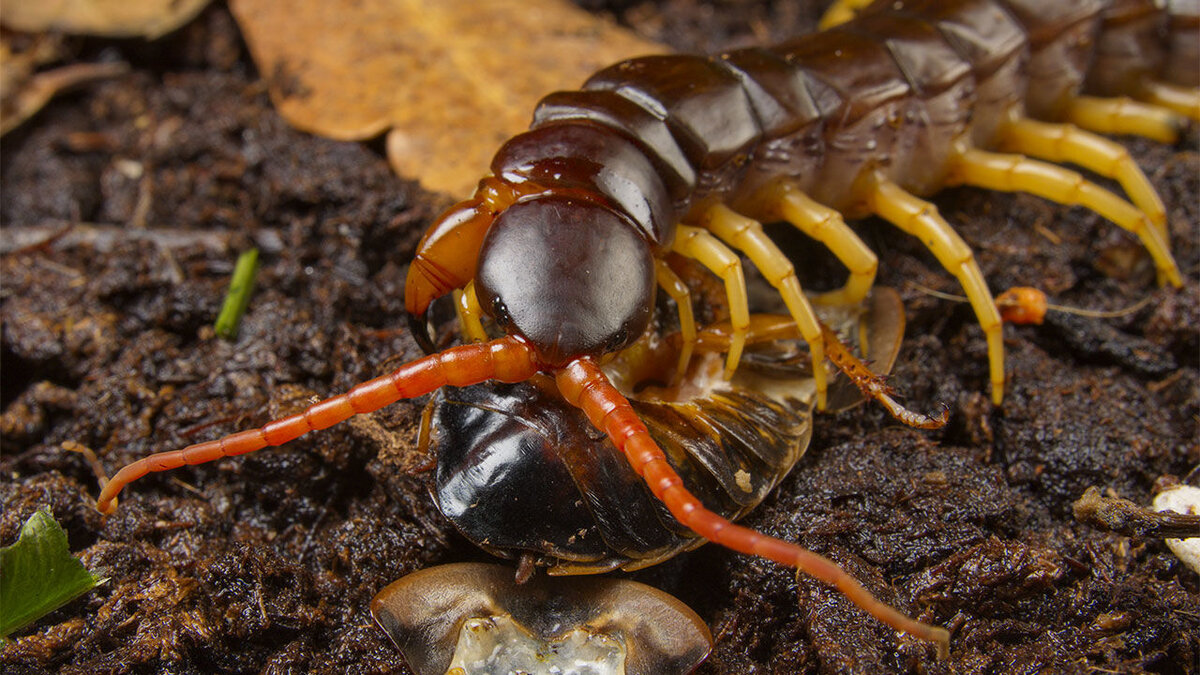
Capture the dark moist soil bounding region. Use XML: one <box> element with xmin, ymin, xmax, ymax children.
<box><xmin>2</xmin><ymin>2</ymin><xmax>1197</xmax><ymax>673</ymax></box>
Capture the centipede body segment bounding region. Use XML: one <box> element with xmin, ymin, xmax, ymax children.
<box><xmin>96</xmin><ymin>0</ymin><xmax>1195</xmax><ymax>659</ymax></box>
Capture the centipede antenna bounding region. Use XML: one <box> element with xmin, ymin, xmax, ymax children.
<box><xmin>95</xmin><ymin>336</ymin><xmax>540</xmax><ymax>514</ymax></box>
<box><xmin>556</xmin><ymin>358</ymin><xmax>951</xmax><ymax>659</ymax></box>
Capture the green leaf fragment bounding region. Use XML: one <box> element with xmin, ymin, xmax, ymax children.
<box><xmin>215</xmin><ymin>247</ymin><xmax>260</xmax><ymax>340</ymax></box>
<box><xmin>0</xmin><ymin>508</ymin><xmax>105</xmax><ymax>638</ymax></box>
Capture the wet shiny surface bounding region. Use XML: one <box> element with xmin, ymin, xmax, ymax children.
<box><xmin>370</xmin><ymin>563</ymin><xmax>712</xmax><ymax>675</ymax></box>
<box><xmin>425</xmin><ymin>290</ymin><xmax>906</xmax><ymax>573</ymax></box>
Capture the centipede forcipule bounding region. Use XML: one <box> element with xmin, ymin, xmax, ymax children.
<box><xmin>91</xmin><ymin>0</ymin><xmax>1196</xmax><ymax>658</ymax></box>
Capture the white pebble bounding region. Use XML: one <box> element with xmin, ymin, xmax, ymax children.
<box><xmin>1153</xmin><ymin>485</ymin><xmax>1200</xmax><ymax>574</ymax></box>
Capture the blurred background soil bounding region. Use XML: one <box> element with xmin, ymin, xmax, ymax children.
<box><xmin>1</xmin><ymin>1</ymin><xmax>1197</xmax><ymax>672</ymax></box>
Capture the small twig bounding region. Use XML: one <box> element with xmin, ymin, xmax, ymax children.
<box><xmin>1073</xmin><ymin>486</ymin><xmax>1200</xmax><ymax>539</ymax></box>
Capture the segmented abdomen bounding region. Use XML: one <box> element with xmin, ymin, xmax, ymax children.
<box><xmin>1086</xmin><ymin>0</ymin><xmax>1200</xmax><ymax>95</ymax></box>
<box><xmin>491</xmin><ymin>0</ymin><xmax>1187</xmax><ymax>239</ymax></box>
<box><xmin>424</xmin><ymin>377</ymin><xmax>814</xmax><ymax>573</ymax></box>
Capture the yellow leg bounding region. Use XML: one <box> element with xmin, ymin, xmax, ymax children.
<box><xmin>948</xmin><ymin>146</ymin><xmax>1183</xmax><ymax>288</ymax></box>
<box><xmin>1141</xmin><ymin>81</ymin><xmax>1200</xmax><ymax>121</ymax></box>
<box><xmin>672</xmin><ymin>225</ymin><xmax>750</xmax><ymax>379</ymax></box>
<box><xmin>700</xmin><ymin>203</ymin><xmax>829</xmax><ymax>410</ymax></box>
<box><xmin>866</xmin><ymin>177</ymin><xmax>1006</xmax><ymax>404</ymax></box>
<box><xmin>1065</xmin><ymin>95</ymin><xmax>1185</xmax><ymax>144</ymax></box>
<box><xmin>453</xmin><ymin>281</ymin><xmax>488</xmax><ymax>343</ymax></box>
<box><xmin>819</xmin><ymin>0</ymin><xmax>875</xmax><ymax>29</ymax></box>
<box><xmin>1000</xmin><ymin>115</ymin><xmax>1169</xmax><ymax>237</ymax></box>
<box><xmin>763</xmin><ymin>182</ymin><xmax>879</xmax><ymax>307</ymax></box>
<box><xmin>654</xmin><ymin>259</ymin><xmax>697</xmax><ymax>382</ymax></box>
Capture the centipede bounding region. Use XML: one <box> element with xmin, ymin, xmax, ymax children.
<box><xmin>91</xmin><ymin>0</ymin><xmax>1196</xmax><ymax>661</ymax></box>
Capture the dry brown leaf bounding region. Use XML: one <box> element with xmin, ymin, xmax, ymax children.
<box><xmin>229</xmin><ymin>0</ymin><xmax>666</xmax><ymax>196</ymax></box>
<box><xmin>1</xmin><ymin>0</ymin><xmax>211</xmax><ymax>39</ymax></box>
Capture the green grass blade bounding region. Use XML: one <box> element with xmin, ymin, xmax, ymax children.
<box><xmin>215</xmin><ymin>247</ymin><xmax>260</xmax><ymax>340</ymax></box>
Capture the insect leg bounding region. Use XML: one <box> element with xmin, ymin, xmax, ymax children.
<box><xmin>763</xmin><ymin>183</ymin><xmax>879</xmax><ymax>308</ymax></box>
<box><xmin>555</xmin><ymin>358</ymin><xmax>950</xmax><ymax>658</ymax></box>
<box><xmin>699</xmin><ymin>203</ymin><xmax>830</xmax><ymax>411</ymax></box>
<box><xmin>820</xmin><ymin>321</ymin><xmax>948</xmax><ymax>429</ymax></box>
<box><xmin>1140</xmin><ymin>81</ymin><xmax>1200</xmax><ymax>120</ymax></box>
<box><xmin>1065</xmin><ymin>96</ymin><xmax>1187</xmax><ymax>145</ymax></box>
<box><xmin>948</xmin><ymin>146</ymin><xmax>1183</xmax><ymax>288</ymax></box>
<box><xmin>95</xmin><ymin>336</ymin><xmax>540</xmax><ymax>514</ymax></box>
<box><xmin>671</xmin><ymin>225</ymin><xmax>750</xmax><ymax>380</ymax></box>
<box><xmin>866</xmin><ymin>177</ymin><xmax>1006</xmax><ymax>405</ymax></box>
<box><xmin>453</xmin><ymin>281</ymin><xmax>489</xmax><ymax>343</ymax></box>
<box><xmin>999</xmin><ymin>115</ymin><xmax>1170</xmax><ymax>237</ymax></box>
<box><xmin>654</xmin><ymin>259</ymin><xmax>697</xmax><ymax>382</ymax></box>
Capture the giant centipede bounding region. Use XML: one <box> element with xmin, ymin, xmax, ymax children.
<box><xmin>94</xmin><ymin>0</ymin><xmax>1197</xmax><ymax>658</ymax></box>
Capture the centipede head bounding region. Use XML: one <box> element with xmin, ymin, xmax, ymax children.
<box><xmin>475</xmin><ymin>193</ymin><xmax>656</xmax><ymax>367</ymax></box>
